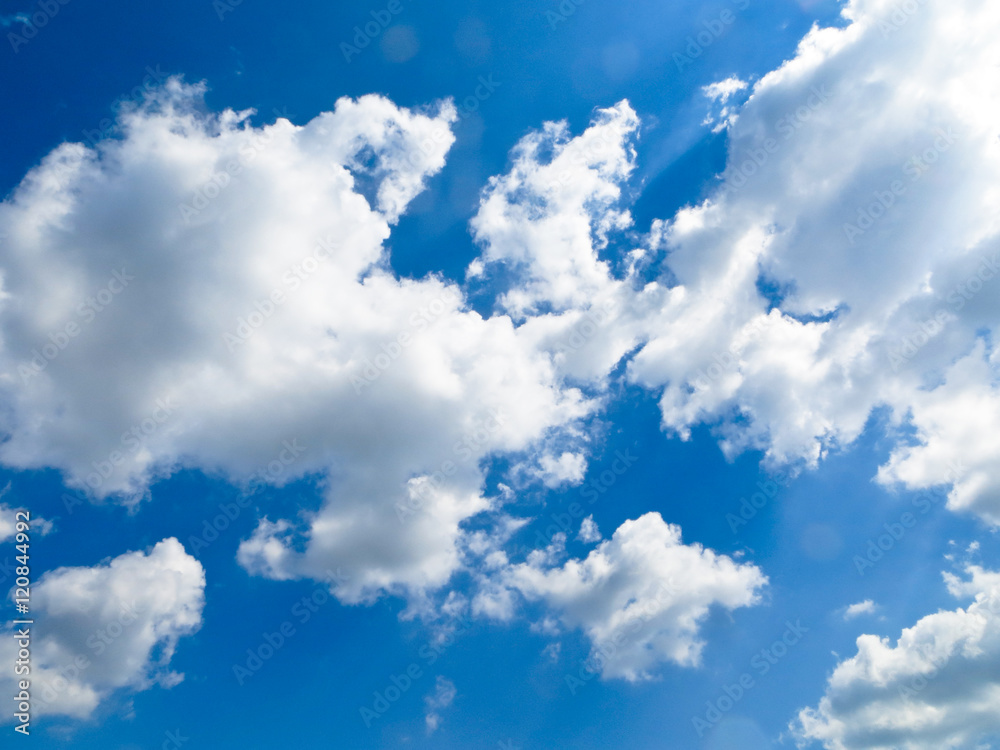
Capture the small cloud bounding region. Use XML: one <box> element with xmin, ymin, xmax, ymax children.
<box><xmin>424</xmin><ymin>676</ymin><xmax>457</xmax><ymax>735</ymax></box>
<box><xmin>842</xmin><ymin>599</ymin><xmax>877</xmax><ymax>620</ymax></box>
<box><xmin>701</xmin><ymin>76</ymin><xmax>749</xmax><ymax>132</ymax></box>
<box><xmin>0</xmin><ymin>487</ymin><xmax>55</xmax><ymax>541</ymax></box>
<box><xmin>542</xmin><ymin>642</ymin><xmax>561</xmax><ymax>661</ymax></box>
<box><xmin>702</xmin><ymin>76</ymin><xmax>748</xmax><ymax>103</ymax></box>
<box><xmin>531</xmin><ymin>617</ymin><xmax>561</xmax><ymax>637</ymax></box>
<box><xmin>578</xmin><ymin>515</ymin><xmax>601</xmax><ymax>543</ymax></box>
<box><xmin>534</xmin><ymin>452</ymin><xmax>586</xmax><ymax>489</ymax></box>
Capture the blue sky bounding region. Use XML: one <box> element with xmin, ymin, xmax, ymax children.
<box><xmin>3</xmin><ymin>0</ymin><xmax>1000</xmax><ymax>748</ymax></box>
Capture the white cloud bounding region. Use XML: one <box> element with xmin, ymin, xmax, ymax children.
<box><xmin>578</xmin><ymin>514</ymin><xmax>601</xmax><ymax>543</ymax></box>
<box><xmin>424</xmin><ymin>675</ymin><xmax>456</xmax><ymax>734</ymax></box>
<box><xmin>621</xmin><ymin>0</ymin><xmax>1000</xmax><ymax>524</ymax></box>
<box><xmin>702</xmin><ymin>77</ymin><xmax>749</xmax><ymax>132</ymax></box>
<box><xmin>842</xmin><ymin>599</ymin><xmax>877</xmax><ymax>620</ymax></box>
<box><xmin>534</xmin><ymin>451</ymin><xmax>587</xmax><ymax>488</ymax></box>
<box><xmin>794</xmin><ymin>565</ymin><xmax>1000</xmax><ymax>750</ymax></box>
<box><xmin>0</xmin><ymin>486</ymin><xmax>54</xmax><ymax>541</ymax></box>
<box><xmin>0</xmin><ymin>538</ymin><xmax>204</xmax><ymax>720</ymax></box>
<box><xmin>459</xmin><ymin>0</ymin><xmax>1000</xmax><ymax>535</ymax></box>
<box><xmin>1</xmin><ymin>0</ymin><xmax>998</xmax><ymax>701</ymax></box>
<box><xmin>703</xmin><ymin>76</ymin><xmax>749</xmax><ymax>103</ymax></box>
<box><xmin>504</xmin><ymin>512</ymin><xmax>767</xmax><ymax>680</ymax></box>
<box><xmin>469</xmin><ymin>100</ymin><xmax>639</xmax><ymax>319</ymax></box>
<box><xmin>876</xmin><ymin>342</ymin><xmax>1000</xmax><ymax>525</ymax></box>
<box><xmin>0</xmin><ymin>79</ymin><xmax>596</xmax><ymax>606</ymax></box>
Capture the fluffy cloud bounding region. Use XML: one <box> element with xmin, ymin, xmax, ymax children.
<box><xmin>470</xmin><ymin>100</ymin><xmax>638</xmax><ymax>318</ymax></box>
<box><xmin>465</xmin><ymin>0</ymin><xmax>1000</xmax><ymax>530</ymax></box>
<box><xmin>1</xmin><ymin>0</ymin><xmax>998</xmax><ymax>707</ymax></box>
<box><xmin>0</xmin><ymin>78</ymin><xmax>459</xmax><ymax>500</ymax></box>
<box><xmin>0</xmin><ymin>538</ymin><xmax>204</xmax><ymax>720</ymax></box>
<box><xmin>0</xmin><ymin>79</ymin><xmax>595</xmax><ymax>605</ymax></box>
<box><xmin>468</xmin><ymin>99</ymin><xmax>660</xmax><ymax>386</ymax></box>
<box><xmin>876</xmin><ymin>343</ymin><xmax>1000</xmax><ymax>525</ymax></box>
<box><xmin>503</xmin><ymin>512</ymin><xmax>767</xmax><ymax>680</ymax></box>
<box><xmin>793</xmin><ymin>565</ymin><xmax>1000</xmax><ymax>749</ymax></box>
<box><xmin>620</xmin><ymin>0</ymin><xmax>1000</xmax><ymax>523</ymax></box>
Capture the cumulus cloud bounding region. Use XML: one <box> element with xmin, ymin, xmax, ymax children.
<box><xmin>1</xmin><ymin>0</ymin><xmax>997</xmax><ymax>706</ymax></box>
<box><xmin>470</xmin><ymin>99</ymin><xmax>639</xmax><ymax>318</ymax></box>
<box><xmin>619</xmin><ymin>0</ymin><xmax>1000</xmax><ymax>525</ymax></box>
<box><xmin>793</xmin><ymin>565</ymin><xmax>1000</xmax><ymax>750</ymax></box>
<box><xmin>0</xmin><ymin>79</ymin><xmax>594</xmax><ymax>606</ymax></box>
<box><xmin>503</xmin><ymin>512</ymin><xmax>767</xmax><ymax>680</ymax></box>
<box><xmin>0</xmin><ymin>538</ymin><xmax>204</xmax><ymax>720</ymax></box>
<box><xmin>876</xmin><ymin>342</ymin><xmax>1000</xmax><ymax>526</ymax></box>
<box><xmin>0</xmin><ymin>78</ymin><xmax>459</xmax><ymax>501</ymax></box>
<box><xmin>463</xmin><ymin>0</ymin><xmax>1000</xmax><ymax>531</ymax></box>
